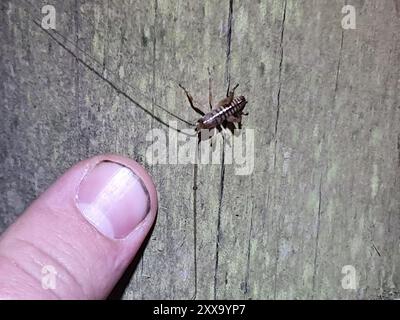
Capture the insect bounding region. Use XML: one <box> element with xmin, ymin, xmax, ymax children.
<box><xmin>179</xmin><ymin>75</ymin><xmax>248</xmax><ymax>144</ymax></box>
<box><xmin>33</xmin><ymin>2</ymin><xmax>250</xmax><ymax>141</ymax></box>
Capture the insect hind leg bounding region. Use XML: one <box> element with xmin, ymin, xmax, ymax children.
<box><xmin>179</xmin><ymin>84</ymin><xmax>205</xmax><ymax>116</ymax></box>
<box><xmin>226</xmin><ymin>82</ymin><xmax>239</xmax><ymax>97</ymax></box>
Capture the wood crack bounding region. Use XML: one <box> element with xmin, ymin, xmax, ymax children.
<box><xmin>273</xmin><ymin>0</ymin><xmax>287</xmax><ymax>170</ymax></box>
<box><xmin>272</xmin><ymin>1</ymin><xmax>287</xmax><ymax>299</ymax></box>
<box><xmin>244</xmin><ymin>203</ymin><xmax>253</xmax><ymax>297</ymax></box>
<box><xmin>334</xmin><ymin>30</ymin><xmax>344</xmax><ymax>93</ymax></box>
<box><xmin>274</xmin><ymin>0</ymin><xmax>287</xmax><ymax>138</ymax></box>
<box><xmin>372</xmin><ymin>242</ymin><xmax>381</xmax><ymax>257</ymax></box>
<box><xmin>225</xmin><ymin>0</ymin><xmax>234</xmax><ymax>91</ymax></box>
<box><xmin>214</xmin><ymin>145</ymin><xmax>226</xmax><ymax>299</ymax></box>
<box><xmin>214</xmin><ymin>0</ymin><xmax>234</xmax><ymax>299</ymax></box>
<box><xmin>312</xmin><ymin>173</ymin><xmax>323</xmax><ymax>297</ymax></box>
<box><xmin>192</xmin><ymin>163</ymin><xmax>198</xmax><ymax>299</ymax></box>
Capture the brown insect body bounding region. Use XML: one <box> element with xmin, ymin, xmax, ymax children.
<box><xmin>196</xmin><ymin>95</ymin><xmax>247</xmax><ymax>130</ymax></box>
<box><xmin>179</xmin><ymin>80</ymin><xmax>248</xmax><ymax>143</ymax></box>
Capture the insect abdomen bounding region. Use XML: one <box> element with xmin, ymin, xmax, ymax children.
<box><xmin>202</xmin><ymin>96</ymin><xmax>247</xmax><ymax>128</ymax></box>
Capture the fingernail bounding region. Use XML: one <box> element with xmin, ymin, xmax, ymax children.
<box><xmin>76</xmin><ymin>161</ymin><xmax>150</xmax><ymax>239</ymax></box>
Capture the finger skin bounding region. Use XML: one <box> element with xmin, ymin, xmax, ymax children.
<box><xmin>0</xmin><ymin>154</ymin><xmax>158</xmax><ymax>299</ymax></box>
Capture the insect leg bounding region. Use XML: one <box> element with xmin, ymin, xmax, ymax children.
<box><xmin>226</xmin><ymin>82</ymin><xmax>239</xmax><ymax>97</ymax></box>
<box><xmin>217</xmin><ymin>84</ymin><xmax>239</xmax><ymax>108</ymax></box>
<box><xmin>226</xmin><ymin>81</ymin><xmax>230</xmax><ymax>97</ymax></box>
<box><xmin>231</xmin><ymin>83</ymin><xmax>239</xmax><ymax>94</ymax></box>
<box><xmin>227</xmin><ymin>114</ymin><xmax>243</xmax><ymax>132</ymax></box>
<box><xmin>223</xmin><ymin>82</ymin><xmax>240</xmax><ymax>108</ymax></box>
<box><xmin>178</xmin><ymin>84</ymin><xmax>205</xmax><ymax>116</ymax></box>
<box><xmin>225</xmin><ymin>121</ymin><xmax>237</xmax><ymax>135</ymax></box>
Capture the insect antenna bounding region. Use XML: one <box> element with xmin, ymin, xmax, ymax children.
<box><xmin>20</xmin><ymin>0</ymin><xmax>194</xmax><ymax>130</ymax></box>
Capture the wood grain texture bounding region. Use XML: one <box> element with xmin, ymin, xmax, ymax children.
<box><xmin>1</xmin><ymin>0</ymin><xmax>399</xmax><ymax>299</ymax></box>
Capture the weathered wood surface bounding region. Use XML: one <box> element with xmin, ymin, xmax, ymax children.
<box><xmin>1</xmin><ymin>0</ymin><xmax>399</xmax><ymax>299</ymax></box>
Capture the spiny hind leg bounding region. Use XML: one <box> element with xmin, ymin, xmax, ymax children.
<box><xmin>178</xmin><ymin>84</ymin><xmax>205</xmax><ymax>116</ymax></box>
<box><xmin>220</xmin><ymin>82</ymin><xmax>239</xmax><ymax>109</ymax></box>
<box><xmin>226</xmin><ymin>82</ymin><xmax>239</xmax><ymax>97</ymax></box>
<box><xmin>216</xmin><ymin>83</ymin><xmax>239</xmax><ymax>108</ymax></box>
